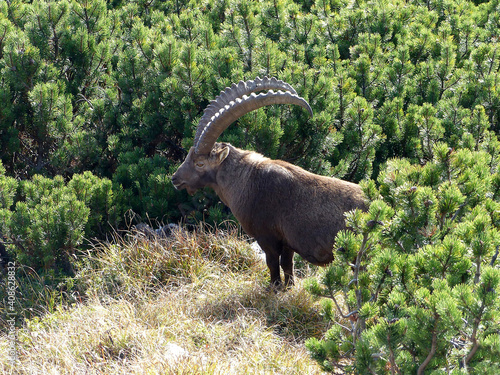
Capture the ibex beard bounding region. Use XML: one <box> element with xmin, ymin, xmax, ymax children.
<box><xmin>172</xmin><ymin>77</ymin><xmax>366</xmax><ymax>288</ymax></box>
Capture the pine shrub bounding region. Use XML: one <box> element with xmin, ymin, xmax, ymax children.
<box><xmin>0</xmin><ymin>164</ymin><xmax>120</xmax><ymax>276</ymax></box>
<box><xmin>305</xmin><ymin>142</ymin><xmax>500</xmax><ymax>373</ymax></box>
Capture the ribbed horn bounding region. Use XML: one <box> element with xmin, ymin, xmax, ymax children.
<box><xmin>194</xmin><ymin>77</ymin><xmax>312</xmax><ymax>155</ymax></box>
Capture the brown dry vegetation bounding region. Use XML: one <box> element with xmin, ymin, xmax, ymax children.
<box><xmin>0</xmin><ymin>226</ymin><xmax>330</xmax><ymax>374</ymax></box>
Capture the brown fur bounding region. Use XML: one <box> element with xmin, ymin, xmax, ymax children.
<box><xmin>172</xmin><ymin>143</ymin><xmax>366</xmax><ymax>286</ymax></box>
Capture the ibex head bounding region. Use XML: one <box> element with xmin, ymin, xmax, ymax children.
<box><xmin>171</xmin><ymin>77</ymin><xmax>312</xmax><ymax>195</ymax></box>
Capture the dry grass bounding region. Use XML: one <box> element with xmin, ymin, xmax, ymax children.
<box><xmin>0</xmin><ymin>225</ymin><xmax>329</xmax><ymax>374</ymax></box>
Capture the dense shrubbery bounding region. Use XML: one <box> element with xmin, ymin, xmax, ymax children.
<box><xmin>0</xmin><ymin>162</ymin><xmax>120</xmax><ymax>275</ymax></box>
<box><xmin>1</xmin><ymin>0</ymin><xmax>500</xmax><ymax>371</ymax></box>
<box><xmin>2</xmin><ymin>0</ymin><xmax>500</xmax><ymax>267</ymax></box>
<box><xmin>306</xmin><ymin>143</ymin><xmax>500</xmax><ymax>373</ymax></box>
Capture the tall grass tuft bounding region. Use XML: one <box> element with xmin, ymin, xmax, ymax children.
<box><xmin>74</xmin><ymin>224</ymin><xmax>261</xmax><ymax>299</ymax></box>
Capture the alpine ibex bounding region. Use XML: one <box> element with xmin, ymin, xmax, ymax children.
<box><xmin>172</xmin><ymin>77</ymin><xmax>366</xmax><ymax>287</ymax></box>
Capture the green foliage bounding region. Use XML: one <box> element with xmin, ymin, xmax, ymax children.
<box><xmin>111</xmin><ymin>150</ymin><xmax>178</xmax><ymax>221</ymax></box>
<box><xmin>0</xmin><ymin>174</ymin><xmax>89</xmax><ymax>275</ymax></box>
<box><xmin>1</xmin><ymin>0</ymin><xmax>499</xmax><ymax>186</ymax></box>
<box><xmin>68</xmin><ymin>171</ymin><xmax>123</xmax><ymax>237</ymax></box>
<box><xmin>306</xmin><ymin>142</ymin><xmax>500</xmax><ymax>373</ymax></box>
<box><xmin>299</xmin><ymin>4</ymin><xmax>500</xmax><ymax>368</ymax></box>
<box><xmin>0</xmin><ymin>163</ymin><xmax>120</xmax><ymax>276</ymax></box>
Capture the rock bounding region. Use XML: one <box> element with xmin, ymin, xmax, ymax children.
<box><xmin>251</xmin><ymin>241</ymin><xmax>266</xmax><ymax>261</ymax></box>
<box><xmin>164</xmin><ymin>342</ymin><xmax>189</xmax><ymax>362</ymax></box>
<box><xmin>155</xmin><ymin>223</ymin><xmax>180</xmax><ymax>238</ymax></box>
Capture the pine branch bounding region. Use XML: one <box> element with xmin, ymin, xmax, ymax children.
<box><xmin>330</xmin><ymin>292</ymin><xmax>357</xmax><ymax>320</ymax></box>
<box><xmin>490</xmin><ymin>245</ymin><xmax>499</xmax><ymax>266</ymax></box>
<box><xmin>463</xmin><ymin>300</ymin><xmax>486</xmax><ymax>368</ymax></box>
<box><xmin>353</xmin><ymin>233</ymin><xmax>370</xmax><ymax>335</ymax></box>
<box><xmin>387</xmin><ymin>331</ymin><xmax>400</xmax><ymax>375</ymax></box>
<box><xmin>417</xmin><ymin>315</ymin><xmax>439</xmax><ymax>375</ymax></box>
<box><xmin>474</xmin><ymin>255</ymin><xmax>481</xmax><ymax>284</ymax></box>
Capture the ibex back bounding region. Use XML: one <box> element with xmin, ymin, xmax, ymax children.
<box><xmin>172</xmin><ymin>77</ymin><xmax>366</xmax><ymax>287</ymax></box>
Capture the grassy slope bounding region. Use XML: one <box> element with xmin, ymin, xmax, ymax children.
<box><xmin>0</xmin><ymin>227</ymin><xmax>329</xmax><ymax>374</ymax></box>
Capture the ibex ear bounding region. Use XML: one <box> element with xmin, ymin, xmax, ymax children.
<box><xmin>217</xmin><ymin>145</ymin><xmax>230</xmax><ymax>163</ymax></box>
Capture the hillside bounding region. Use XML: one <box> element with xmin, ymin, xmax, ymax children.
<box><xmin>0</xmin><ymin>226</ymin><xmax>329</xmax><ymax>374</ymax></box>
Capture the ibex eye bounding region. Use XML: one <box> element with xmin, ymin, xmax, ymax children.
<box><xmin>195</xmin><ymin>162</ymin><xmax>205</xmax><ymax>168</ymax></box>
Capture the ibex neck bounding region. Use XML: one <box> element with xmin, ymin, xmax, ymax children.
<box><xmin>211</xmin><ymin>145</ymin><xmax>267</xmax><ymax>207</ymax></box>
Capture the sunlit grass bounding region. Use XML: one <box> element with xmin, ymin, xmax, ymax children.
<box><xmin>0</xmin><ymin>225</ymin><xmax>329</xmax><ymax>374</ymax></box>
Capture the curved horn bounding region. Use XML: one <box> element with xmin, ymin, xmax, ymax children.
<box><xmin>194</xmin><ymin>77</ymin><xmax>313</xmax><ymax>155</ymax></box>
<box><xmin>194</xmin><ymin>77</ymin><xmax>298</xmax><ymax>146</ymax></box>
